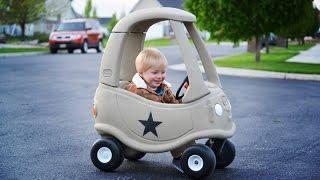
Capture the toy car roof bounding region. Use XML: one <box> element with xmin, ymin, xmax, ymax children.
<box><xmin>113</xmin><ymin>7</ymin><xmax>196</xmax><ymax>33</ymax></box>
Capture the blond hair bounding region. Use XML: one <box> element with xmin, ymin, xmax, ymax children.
<box><xmin>135</xmin><ymin>48</ymin><xmax>168</xmax><ymax>74</ymax></box>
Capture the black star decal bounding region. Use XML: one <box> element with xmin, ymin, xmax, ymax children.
<box><xmin>139</xmin><ymin>112</ymin><xmax>162</xmax><ymax>137</ymax></box>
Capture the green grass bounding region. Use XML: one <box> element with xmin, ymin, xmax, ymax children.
<box><xmin>144</xmin><ymin>38</ymin><xmax>172</xmax><ymax>47</ymax></box>
<box><xmin>0</xmin><ymin>47</ymin><xmax>48</xmax><ymax>54</ymax></box>
<box><xmin>214</xmin><ymin>43</ymin><xmax>320</xmax><ymax>74</ymax></box>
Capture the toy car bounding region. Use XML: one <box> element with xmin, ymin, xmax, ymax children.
<box><xmin>90</xmin><ymin>5</ymin><xmax>236</xmax><ymax>179</ymax></box>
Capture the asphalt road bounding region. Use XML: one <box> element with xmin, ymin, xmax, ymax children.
<box><xmin>0</xmin><ymin>45</ymin><xmax>319</xmax><ymax>179</ymax></box>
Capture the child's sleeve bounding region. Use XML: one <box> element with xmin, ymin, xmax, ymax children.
<box><xmin>163</xmin><ymin>88</ymin><xmax>180</xmax><ymax>104</ymax></box>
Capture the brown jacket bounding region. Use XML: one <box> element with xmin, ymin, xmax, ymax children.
<box><xmin>125</xmin><ymin>82</ymin><xmax>180</xmax><ymax>104</ymax></box>
<box><xmin>125</xmin><ymin>73</ymin><xmax>180</xmax><ymax>104</ymax></box>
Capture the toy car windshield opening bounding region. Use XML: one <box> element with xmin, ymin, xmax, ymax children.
<box><xmin>99</xmin><ymin>8</ymin><xmax>221</xmax><ymax>103</ymax></box>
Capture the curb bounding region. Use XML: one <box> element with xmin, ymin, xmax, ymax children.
<box><xmin>169</xmin><ymin>64</ymin><xmax>320</xmax><ymax>82</ymax></box>
<box><xmin>0</xmin><ymin>52</ymin><xmax>48</xmax><ymax>58</ymax></box>
<box><xmin>217</xmin><ymin>67</ymin><xmax>320</xmax><ymax>81</ymax></box>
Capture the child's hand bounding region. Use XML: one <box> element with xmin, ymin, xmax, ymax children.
<box><xmin>183</xmin><ymin>82</ymin><xmax>189</xmax><ymax>89</ymax></box>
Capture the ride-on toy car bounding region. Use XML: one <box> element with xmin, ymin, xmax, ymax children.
<box><xmin>90</xmin><ymin>2</ymin><xmax>236</xmax><ymax>179</ymax></box>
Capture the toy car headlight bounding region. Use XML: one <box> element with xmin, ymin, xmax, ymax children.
<box><xmin>214</xmin><ymin>104</ymin><xmax>223</xmax><ymax>116</ymax></box>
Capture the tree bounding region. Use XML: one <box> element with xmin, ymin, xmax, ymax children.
<box><xmin>276</xmin><ymin>0</ymin><xmax>319</xmax><ymax>45</ymax></box>
<box><xmin>107</xmin><ymin>13</ymin><xmax>118</xmax><ymax>32</ymax></box>
<box><xmin>1</xmin><ymin>0</ymin><xmax>45</xmax><ymax>40</ymax></box>
<box><xmin>184</xmin><ymin>0</ymin><xmax>312</xmax><ymax>62</ymax></box>
<box><xmin>0</xmin><ymin>0</ymin><xmax>10</xmax><ymax>24</ymax></box>
<box><xmin>84</xmin><ymin>0</ymin><xmax>93</xmax><ymax>18</ymax></box>
<box><xmin>92</xmin><ymin>7</ymin><xmax>98</xmax><ymax>19</ymax></box>
<box><xmin>84</xmin><ymin>0</ymin><xmax>98</xmax><ymax>19</ymax></box>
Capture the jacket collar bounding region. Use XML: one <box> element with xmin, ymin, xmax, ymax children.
<box><xmin>132</xmin><ymin>73</ymin><xmax>171</xmax><ymax>89</ymax></box>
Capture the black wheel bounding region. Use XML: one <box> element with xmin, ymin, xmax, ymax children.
<box><xmin>181</xmin><ymin>144</ymin><xmax>216</xmax><ymax>179</ymax></box>
<box><xmin>67</xmin><ymin>48</ymin><xmax>73</xmax><ymax>54</ymax></box>
<box><xmin>90</xmin><ymin>138</ymin><xmax>124</xmax><ymax>172</ymax></box>
<box><xmin>50</xmin><ymin>48</ymin><xmax>57</xmax><ymax>54</ymax></box>
<box><xmin>81</xmin><ymin>40</ymin><xmax>88</xmax><ymax>53</ymax></box>
<box><xmin>205</xmin><ymin>139</ymin><xmax>235</xmax><ymax>169</ymax></box>
<box><xmin>124</xmin><ymin>147</ymin><xmax>146</xmax><ymax>161</ymax></box>
<box><xmin>96</xmin><ymin>40</ymin><xmax>103</xmax><ymax>53</ymax></box>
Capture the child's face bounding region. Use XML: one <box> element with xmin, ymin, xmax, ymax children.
<box><xmin>141</xmin><ymin>67</ymin><xmax>166</xmax><ymax>89</ymax></box>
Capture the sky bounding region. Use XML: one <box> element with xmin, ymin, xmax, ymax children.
<box><xmin>71</xmin><ymin>0</ymin><xmax>139</xmax><ymax>17</ymax></box>
<box><xmin>314</xmin><ymin>0</ymin><xmax>320</xmax><ymax>10</ymax></box>
<box><xmin>72</xmin><ymin>0</ymin><xmax>320</xmax><ymax>18</ymax></box>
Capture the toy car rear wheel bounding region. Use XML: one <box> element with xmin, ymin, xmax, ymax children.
<box><xmin>81</xmin><ymin>40</ymin><xmax>88</xmax><ymax>53</ymax></box>
<box><xmin>181</xmin><ymin>144</ymin><xmax>216</xmax><ymax>179</ymax></box>
<box><xmin>124</xmin><ymin>147</ymin><xmax>146</xmax><ymax>161</ymax></box>
<box><xmin>205</xmin><ymin>139</ymin><xmax>235</xmax><ymax>169</ymax></box>
<box><xmin>90</xmin><ymin>138</ymin><xmax>124</xmax><ymax>172</ymax></box>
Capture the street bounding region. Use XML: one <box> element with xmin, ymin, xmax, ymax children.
<box><xmin>0</xmin><ymin>45</ymin><xmax>319</xmax><ymax>179</ymax></box>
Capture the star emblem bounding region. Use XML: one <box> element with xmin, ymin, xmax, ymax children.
<box><xmin>139</xmin><ymin>112</ymin><xmax>162</xmax><ymax>137</ymax></box>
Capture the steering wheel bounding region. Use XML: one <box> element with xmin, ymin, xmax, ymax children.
<box><xmin>176</xmin><ymin>76</ymin><xmax>189</xmax><ymax>100</ymax></box>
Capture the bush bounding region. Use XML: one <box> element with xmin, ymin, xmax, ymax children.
<box><xmin>33</xmin><ymin>32</ymin><xmax>49</xmax><ymax>43</ymax></box>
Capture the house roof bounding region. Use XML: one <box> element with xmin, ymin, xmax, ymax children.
<box><xmin>158</xmin><ymin>0</ymin><xmax>183</xmax><ymax>9</ymax></box>
<box><xmin>131</xmin><ymin>0</ymin><xmax>183</xmax><ymax>12</ymax></box>
<box><xmin>98</xmin><ymin>17</ymin><xmax>112</xmax><ymax>26</ymax></box>
<box><xmin>71</xmin><ymin>6</ymin><xmax>83</xmax><ymax>18</ymax></box>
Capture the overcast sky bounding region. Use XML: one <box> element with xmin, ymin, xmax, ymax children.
<box><xmin>71</xmin><ymin>0</ymin><xmax>138</xmax><ymax>17</ymax></box>
<box><xmin>314</xmin><ymin>0</ymin><xmax>320</xmax><ymax>10</ymax></box>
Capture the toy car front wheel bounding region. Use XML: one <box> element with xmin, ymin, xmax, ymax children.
<box><xmin>181</xmin><ymin>144</ymin><xmax>216</xmax><ymax>179</ymax></box>
<box><xmin>205</xmin><ymin>139</ymin><xmax>236</xmax><ymax>169</ymax></box>
<box><xmin>124</xmin><ymin>147</ymin><xmax>146</xmax><ymax>161</ymax></box>
<box><xmin>90</xmin><ymin>138</ymin><xmax>124</xmax><ymax>172</ymax></box>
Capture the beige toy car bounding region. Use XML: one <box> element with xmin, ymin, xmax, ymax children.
<box><xmin>90</xmin><ymin>3</ymin><xmax>236</xmax><ymax>179</ymax></box>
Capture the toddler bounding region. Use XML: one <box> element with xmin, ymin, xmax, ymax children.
<box><xmin>125</xmin><ymin>48</ymin><xmax>192</xmax><ymax>161</ymax></box>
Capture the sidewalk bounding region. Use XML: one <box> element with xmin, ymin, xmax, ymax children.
<box><xmin>169</xmin><ymin>64</ymin><xmax>320</xmax><ymax>82</ymax></box>
<box><xmin>286</xmin><ymin>43</ymin><xmax>320</xmax><ymax>64</ymax></box>
<box><xmin>170</xmin><ymin>43</ymin><xmax>320</xmax><ymax>82</ymax></box>
<box><xmin>0</xmin><ymin>43</ymin><xmax>48</xmax><ymax>58</ymax></box>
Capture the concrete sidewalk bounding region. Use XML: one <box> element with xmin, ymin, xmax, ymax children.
<box><xmin>287</xmin><ymin>43</ymin><xmax>320</xmax><ymax>64</ymax></box>
<box><xmin>169</xmin><ymin>63</ymin><xmax>320</xmax><ymax>81</ymax></box>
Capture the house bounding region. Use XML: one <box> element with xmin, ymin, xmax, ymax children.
<box><xmin>34</xmin><ymin>0</ymin><xmax>82</xmax><ymax>34</ymax></box>
<box><xmin>0</xmin><ymin>0</ymin><xmax>81</xmax><ymax>36</ymax></box>
<box><xmin>130</xmin><ymin>0</ymin><xmax>184</xmax><ymax>40</ymax></box>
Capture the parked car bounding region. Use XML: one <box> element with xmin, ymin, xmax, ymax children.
<box><xmin>261</xmin><ymin>33</ymin><xmax>277</xmax><ymax>47</ymax></box>
<box><xmin>49</xmin><ymin>18</ymin><xmax>104</xmax><ymax>54</ymax></box>
<box><xmin>0</xmin><ymin>34</ymin><xmax>6</xmax><ymax>44</ymax></box>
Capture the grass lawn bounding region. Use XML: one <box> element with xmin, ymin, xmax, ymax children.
<box><xmin>0</xmin><ymin>47</ymin><xmax>48</xmax><ymax>54</ymax></box>
<box><xmin>144</xmin><ymin>38</ymin><xmax>172</xmax><ymax>47</ymax></box>
<box><xmin>102</xmin><ymin>38</ymin><xmax>172</xmax><ymax>48</ymax></box>
<box><xmin>214</xmin><ymin>43</ymin><xmax>320</xmax><ymax>74</ymax></box>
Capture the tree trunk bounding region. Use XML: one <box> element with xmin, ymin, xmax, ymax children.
<box><xmin>19</xmin><ymin>22</ymin><xmax>26</xmax><ymax>41</ymax></box>
<box><xmin>255</xmin><ymin>36</ymin><xmax>261</xmax><ymax>62</ymax></box>
<box><xmin>265</xmin><ymin>35</ymin><xmax>270</xmax><ymax>54</ymax></box>
<box><xmin>276</xmin><ymin>37</ymin><xmax>287</xmax><ymax>48</ymax></box>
